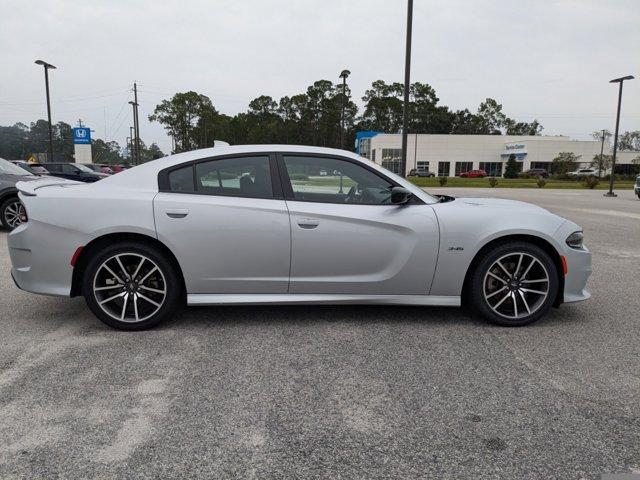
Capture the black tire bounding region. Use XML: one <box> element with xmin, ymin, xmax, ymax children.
<box><xmin>468</xmin><ymin>241</ymin><xmax>559</xmax><ymax>327</ymax></box>
<box><xmin>0</xmin><ymin>196</ymin><xmax>25</xmax><ymax>231</ymax></box>
<box><xmin>82</xmin><ymin>241</ymin><xmax>182</xmax><ymax>330</ymax></box>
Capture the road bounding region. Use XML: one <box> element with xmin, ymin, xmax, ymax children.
<box><xmin>1</xmin><ymin>189</ymin><xmax>639</xmax><ymax>479</ymax></box>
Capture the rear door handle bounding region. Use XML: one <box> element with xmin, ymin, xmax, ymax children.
<box><xmin>165</xmin><ymin>208</ymin><xmax>189</xmax><ymax>219</ymax></box>
<box><xmin>297</xmin><ymin>218</ymin><xmax>319</xmax><ymax>229</ymax></box>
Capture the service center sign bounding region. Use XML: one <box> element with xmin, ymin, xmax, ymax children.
<box><xmin>73</xmin><ymin>127</ymin><xmax>91</xmax><ymax>145</ymax></box>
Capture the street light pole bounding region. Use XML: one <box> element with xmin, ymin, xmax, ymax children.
<box><xmin>34</xmin><ymin>60</ymin><xmax>56</xmax><ymax>162</ymax></box>
<box><xmin>400</xmin><ymin>0</ymin><xmax>413</xmax><ymax>177</ymax></box>
<box><xmin>605</xmin><ymin>75</ymin><xmax>634</xmax><ymax>197</ymax></box>
<box><xmin>339</xmin><ymin>69</ymin><xmax>351</xmax><ymax>150</ymax></box>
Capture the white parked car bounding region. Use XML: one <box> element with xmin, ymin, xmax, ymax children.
<box><xmin>567</xmin><ymin>168</ymin><xmax>599</xmax><ymax>177</ymax></box>
<box><xmin>8</xmin><ymin>145</ymin><xmax>591</xmax><ymax>330</ymax></box>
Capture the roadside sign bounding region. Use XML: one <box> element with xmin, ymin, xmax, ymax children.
<box><xmin>73</xmin><ymin>127</ymin><xmax>91</xmax><ymax>145</ymax></box>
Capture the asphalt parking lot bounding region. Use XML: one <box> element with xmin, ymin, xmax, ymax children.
<box><xmin>1</xmin><ymin>188</ymin><xmax>639</xmax><ymax>479</ymax></box>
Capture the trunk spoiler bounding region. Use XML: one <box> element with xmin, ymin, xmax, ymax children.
<box><xmin>16</xmin><ymin>178</ymin><xmax>82</xmax><ymax>197</ymax></box>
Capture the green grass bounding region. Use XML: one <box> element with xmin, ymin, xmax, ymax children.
<box><xmin>407</xmin><ymin>177</ymin><xmax>635</xmax><ymax>189</ymax></box>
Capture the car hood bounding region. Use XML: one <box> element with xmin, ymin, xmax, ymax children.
<box><xmin>0</xmin><ymin>173</ymin><xmax>40</xmax><ymax>183</ymax></box>
<box><xmin>454</xmin><ymin>197</ymin><xmax>551</xmax><ymax>214</ymax></box>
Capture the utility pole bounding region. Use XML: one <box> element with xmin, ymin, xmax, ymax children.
<box><xmin>133</xmin><ymin>82</ymin><xmax>141</xmax><ymax>164</ymax></box>
<box><xmin>400</xmin><ymin>0</ymin><xmax>413</xmax><ymax>177</ymax></box>
<box><xmin>129</xmin><ymin>126</ymin><xmax>135</xmax><ymax>163</ymax></box>
<box><xmin>598</xmin><ymin>129</ymin><xmax>606</xmax><ymax>178</ymax></box>
<box><xmin>35</xmin><ymin>60</ymin><xmax>56</xmax><ymax>162</ymax></box>
<box><xmin>605</xmin><ymin>75</ymin><xmax>634</xmax><ymax>197</ymax></box>
<box><xmin>339</xmin><ymin>69</ymin><xmax>350</xmax><ymax>149</ymax></box>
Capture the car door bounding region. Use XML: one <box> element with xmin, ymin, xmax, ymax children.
<box><xmin>278</xmin><ymin>153</ymin><xmax>439</xmax><ymax>295</ymax></box>
<box><xmin>154</xmin><ymin>153</ymin><xmax>291</xmax><ymax>294</ymax></box>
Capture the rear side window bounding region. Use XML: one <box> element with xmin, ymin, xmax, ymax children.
<box><xmin>168</xmin><ymin>166</ymin><xmax>195</xmax><ymax>192</ymax></box>
<box><xmin>195</xmin><ymin>156</ymin><xmax>273</xmax><ymax>199</ymax></box>
<box><xmin>46</xmin><ymin>164</ymin><xmax>61</xmax><ymax>172</ymax></box>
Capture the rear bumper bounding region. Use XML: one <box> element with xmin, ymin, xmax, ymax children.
<box><xmin>8</xmin><ymin>221</ymin><xmax>79</xmax><ymax>297</ymax></box>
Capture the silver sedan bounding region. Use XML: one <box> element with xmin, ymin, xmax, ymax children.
<box><xmin>8</xmin><ymin>145</ymin><xmax>591</xmax><ymax>330</ymax></box>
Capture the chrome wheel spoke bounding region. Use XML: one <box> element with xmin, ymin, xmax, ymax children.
<box><xmin>99</xmin><ymin>291</ymin><xmax>125</xmax><ymax>305</ymax></box>
<box><xmin>138</xmin><ymin>266</ymin><xmax>158</xmax><ymax>284</ymax></box>
<box><xmin>487</xmin><ymin>272</ymin><xmax>507</xmax><ymax>284</ymax></box>
<box><xmin>138</xmin><ymin>293</ymin><xmax>161</xmax><ymax>308</ymax></box>
<box><xmin>520</xmin><ymin>288</ymin><xmax>547</xmax><ymax>295</ymax></box>
<box><xmin>120</xmin><ymin>293</ymin><xmax>129</xmax><ymax>320</ymax></box>
<box><xmin>133</xmin><ymin>294</ymin><xmax>140</xmax><ymax>321</ymax></box>
<box><xmin>514</xmin><ymin>254</ymin><xmax>523</xmax><ymax>278</ymax></box>
<box><xmin>95</xmin><ymin>285</ymin><xmax>123</xmax><ymax>291</ymax></box>
<box><xmin>139</xmin><ymin>285</ymin><xmax>165</xmax><ymax>294</ymax></box>
<box><xmin>103</xmin><ymin>264</ymin><xmax>124</xmax><ymax>284</ymax></box>
<box><xmin>496</xmin><ymin>260</ymin><xmax>512</xmax><ymax>278</ymax></box>
<box><xmin>486</xmin><ymin>285</ymin><xmax>507</xmax><ymax>299</ymax></box>
<box><xmin>131</xmin><ymin>257</ymin><xmax>145</xmax><ymax>281</ymax></box>
<box><xmin>493</xmin><ymin>291</ymin><xmax>511</xmax><ymax>309</ymax></box>
<box><xmin>518</xmin><ymin>289</ymin><xmax>531</xmax><ymax>314</ymax></box>
<box><xmin>115</xmin><ymin>255</ymin><xmax>130</xmax><ymax>280</ymax></box>
<box><xmin>521</xmin><ymin>278</ymin><xmax>548</xmax><ymax>284</ymax></box>
<box><xmin>520</xmin><ymin>258</ymin><xmax>536</xmax><ymax>279</ymax></box>
<box><xmin>511</xmin><ymin>292</ymin><xmax>518</xmax><ymax>318</ymax></box>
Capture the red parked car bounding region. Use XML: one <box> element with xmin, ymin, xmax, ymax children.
<box><xmin>459</xmin><ymin>169</ymin><xmax>487</xmax><ymax>178</ymax></box>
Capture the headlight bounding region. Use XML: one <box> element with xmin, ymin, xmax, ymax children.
<box><xmin>566</xmin><ymin>231</ymin><xmax>584</xmax><ymax>250</ymax></box>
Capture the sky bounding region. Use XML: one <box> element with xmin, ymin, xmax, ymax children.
<box><xmin>1</xmin><ymin>0</ymin><xmax>639</xmax><ymax>154</ymax></box>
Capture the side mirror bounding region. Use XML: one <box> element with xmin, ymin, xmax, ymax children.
<box><xmin>391</xmin><ymin>186</ymin><xmax>413</xmax><ymax>205</ymax></box>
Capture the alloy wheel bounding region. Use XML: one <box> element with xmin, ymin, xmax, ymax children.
<box><xmin>483</xmin><ymin>252</ymin><xmax>550</xmax><ymax>319</ymax></box>
<box><xmin>4</xmin><ymin>200</ymin><xmax>26</xmax><ymax>229</ymax></box>
<box><xmin>92</xmin><ymin>253</ymin><xmax>167</xmax><ymax>323</ymax></box>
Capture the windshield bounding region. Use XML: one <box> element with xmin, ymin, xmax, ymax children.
<box><xmin>0</xmin><ymin>158</ymin><xmax>33</xmax><ymax>176</ymax></box>
<box><xmin>74</xmin><ymin>163</ymin><xmax>95</xmax><ymax>173</ymax></box>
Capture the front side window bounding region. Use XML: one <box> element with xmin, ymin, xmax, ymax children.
<box><xmin>283</xmin><ymin>155</ymin><xmax>394</xmax><ymax>205</ymax></box>
<box><xmin>195</xmin><ymin>156</ymin><xmax>273</xmax><ymax>199</ymax></box>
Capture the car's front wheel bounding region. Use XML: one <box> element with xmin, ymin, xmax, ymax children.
<box><xmin>469</xmin><ymin>241</ymin><xmax>559</xmax><ymax>326</ymax></box>
<box><xmin>1</xmin><ymin>196</ymin><xmax>26</xmax><ymax>231</ymax></box>
<box><xmin>82</xmin><ymin>242</ymin><xmax>182</xmax><ymax>330</ymax></box>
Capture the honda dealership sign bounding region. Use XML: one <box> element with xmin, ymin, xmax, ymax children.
<box><xmin>73</xmin><ymin>127</ymin><xmax>91</xmax><ymax>145</ymax></box>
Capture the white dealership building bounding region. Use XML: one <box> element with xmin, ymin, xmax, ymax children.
<box><xmin>355</xmin><ymin>132</ymin><xmax>638</xmax><ymax>177</ymax></box>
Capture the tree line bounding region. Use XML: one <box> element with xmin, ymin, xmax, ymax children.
<box><xmin>0</xmin><ymin>120</ymin><xmax>164</xmax><ymax>164</ymax></box>
<box><xmin>148</xmin><ymin>80</ymin><xmax>547</xmax><ymax>154</ymax></box>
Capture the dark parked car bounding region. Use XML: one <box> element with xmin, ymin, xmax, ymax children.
<box><xmin>11</xmin><ymin>161</ymin><xmax>50</xmax><ymax>176</ymax></box>
<box><xmin>80</xmin><ymin>163</ymin><xmax>114</xmax><ymax>175</ymax></box>
<box><xmin>520</xmin><ymin>168</ymin><xmax>549</xmax><ymax>178</ymax></box>
<box><xmin>43</xmin><ymin>162</ymin><xmax>108</xmax><ymax>182</ymax></box>
<box><xmin>408</xmin><ymin>168</ymin><xmax>435</xmax><ymax>177</ymax></box>
<box><xmin>0</xmin><ymin>158</ymin><xmax>40</xmax><ymax>230</ymax></box>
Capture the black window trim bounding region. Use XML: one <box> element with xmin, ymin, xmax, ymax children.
<box><xmin>158</xmin><ymin>152</ymin><xmax>284</xmax><ymax>200</ymax></box>
<box><xmin>276</xmin><ymin>152</ymin><xmax>423</xmax><ymax>206</ymax></box>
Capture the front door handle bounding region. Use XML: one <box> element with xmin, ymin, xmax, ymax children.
<box><xmin>297</xmin><ymin>218</ymin><xmax>319</xmax><ymax>229</ymax></box>
<box><xmin>165</xmin><ymin>208</ymin><xmax>189</xmax><ymax>219</ymax></box>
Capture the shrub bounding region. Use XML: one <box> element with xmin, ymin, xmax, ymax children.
<box><xmin>537</xmin><ymin>178</ymin><xmax>546</xmax><ymax>188</ymax></box>
<box><xmin>438</xmin><ymin>176</ymin><xmax>448</xmax><ymax>187</ymax></box>
<box><xmin>582</xmin><ymin>175</ymin><xmax>599</xmax><ymax>189</ymax></box>
<box><xmin>503</xmin><ymin>154</ymin><xmax>519</xmax><ymax>178</ymax></box>
<box><xmin>488</xmin><ymin>176</ymin><xmax>498</xmax><ymax>188</ymax></box>
<box><xmin>289</xmin><ymin>173</ymin><xmax>309</xmax><ymax>181</ymax></box>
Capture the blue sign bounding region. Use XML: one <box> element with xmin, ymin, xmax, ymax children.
<box><xmin>73</xmin><ymin>127</ymin><xmax>91</xmax><ymax>144</ymax></box>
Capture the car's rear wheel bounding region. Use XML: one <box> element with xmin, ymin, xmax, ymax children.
<box><xmin>82</xmin><ymin>242</ymin><xmax>182</xmax><ymax>330</ymax></box>
<box><xmin>1</xmin><ymin>196</ymin><xmax>26</xmax><ymax>231</ymax></box>
<box><xmin>469</xmin><ymin>242</ymin><xmax>559</xmax><ymax>326</ymax></box>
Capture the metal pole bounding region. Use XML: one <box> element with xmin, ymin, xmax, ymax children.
<box><xmin>341</xmin><ymin>76</ymin><xmax>346</xmax><ymax>149</ymax></box>
<box><xmin>400</xmin><ymin>0</ymin><xmax>413</xmax><ymax>177</ymax></box>
<box><xmin>44</xmin><ymin>66</ymin><xmax>54</xmax><ymax>162</ymax></box>
<box><xmin>598</xmin><ymin>129</ymin><xmax>605</xmax><ymax>178</ymax></box>
<box><xmin>133</xmin><ymin>83</ymin><xmax>141</xmax><ymax>164</ymax></box>
<box><xmin>606</xmin><ymin>82</ymin><xmax>624</xmax><ymax>197</ymax></box>
<box><xmin>129</xmin><ymin>102</ymin><xmax>137</xmax><ymax>163</ymax></box>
